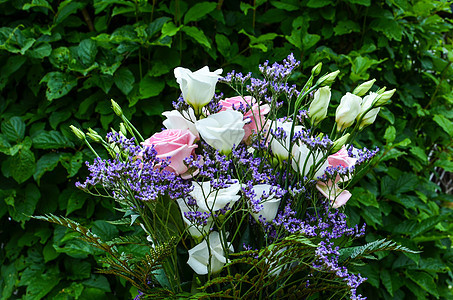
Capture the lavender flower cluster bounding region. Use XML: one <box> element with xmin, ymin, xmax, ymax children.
<box><xmin>76</xmin><ymin>133</ymin><xmax>192</xmax><ymax>203</ymax></box>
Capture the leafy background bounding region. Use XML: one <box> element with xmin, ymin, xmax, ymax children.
<box><xmin>0</xmin><ymin>0</ymin><xmax>452</xmax><ymax>299</ymax></box>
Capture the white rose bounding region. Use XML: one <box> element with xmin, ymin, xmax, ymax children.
<box><xmin>195</xmin><ymin>110</ymin><xmax>246</xmax><ymax>154</ymax></box>
<box><xmin>249</xmin><ymin>184</ymin><xmax>281</xmax><ymax>222</ymax></box>
<box><xmin>292</xmin><ymin>144</ymin><xmax>328</xmax><ymax>179</ymax></box>
<box><xmin>174</xmin><ymin>66</ymin><xmax>222</xmax><ymax>112</ymax></box>
<box><xmin>187</xmin><ymin>231</ymin><xmax>233</xmax><ymax>275</ymax></box>
<box><xmin>191</xmin><ymin>180</ymin><xmax>241</xmax><ymax>212</ymax></box>
<box><xmin>270</xmin><ymin>121</ymin><xmax>303</xmax><ymax>161</ymax></box>
<box><xmin>176</xmin><ymin>199</ymin><xmax>213</xmax><ymax>239</ymax></box>
<box><xmin>162</xmin><ymin>109</ymin><xmax>198</xmax><ymax>137</ymax></box>
<box><xmin>335</xmin><ymin>92</ymin><xmax>362</xmax><ymax>131</ymax></box>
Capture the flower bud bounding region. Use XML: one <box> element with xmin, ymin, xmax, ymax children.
<box><xmin>308</xmin><ymin>86</ymin><xmax>331</xmax><ymax>126</ymax></box>
<box><xmin>335</xmin><ymin>93</ymin><xmax>361</xmax><ymax>131</ymax></box>
<box><xmin>331</xmin><ymin>133</ymin><xmax>350</xmax><ymax>153</ymax></box>
<box><xmin>376</xmin><ymin>86</ymin><xmax>386</xmax><ymax>94</ymax></box>
<box><xmin>70</xmin><ymin>125</ymin><xmax>85</xmax><ymax>140</ymax></box>
<box><xmin>311</xmin><ymin>62</ymin><xmax>322</xmax><ymax>76</ymax></box>
<box><xmin>374</xmin><ymin>89</ymin><xmax>396</xmax><ymax>106</ymax></box>
<box><xmin>359</xmin><ymin>107</ymin><xmax>380</xmax><ymax>130</ymax></box>
<box><xmin>111</xmin><ymin>99</ymin><xmax>123</xmax><ymax>116</ymax></box>
<box><xmin>353</xmin><ymin>79</ymin><xmax>376</xmax><ymax>97</ymax></box>
<box><xmin>317</xmin><ymin>70</ymin><xmax>340</xmax><ymax>86</ymax></box>
<box><xmin>86</xmin><ymin>128</ymin><xmax>103</xmax><ymax>142</ymax></box>
<box><xmin>119</xmin><ymin>123</ymin><xmax>127</xmax><ymax>136</ymax></box>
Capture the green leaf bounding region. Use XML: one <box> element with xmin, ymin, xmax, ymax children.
<box><xmin>334</xmin><ymin>20</ymin><xmax>361</xmax><ymax>36</ymax></box>
<box><xmin>77</xmin><ymin>39</ymin><xmax>97</xmax><ymax>66</ymax></box>
<box><xmin>23</xmin><ymin>0</ymin><xmax>54</xmax><ymax>11</ymax></box>
<box><xmin>215</xmin><ymin>34</ymin><xmax>231</xmax><ymax>57</ymax></box>
<box><xmin>370</xmin><ymin>18</ymin><xmax>403</xmax><ymax>41</ymax></box>
<box><xmin>20</xmin><ymin>265</ymin><xmax>60</xmax><ymax>299</ymax></box>
<box><xmin>380</xmin><ymin>269</ymin><xmax>393</xmax><ymax>296</ymax></box>
<box><xmin>91</xmin><ymin>220</ymin><xmax>119</xmax><ymax>241</ymax></box>
<box><xmin>66</xmin><ymin>189</ymin><xmax>88</xmax><ymax>215</ymax></box>
<box><xmin>384</xmin><ymin>126</ymin><xmax>396</xmax><ymax>143</ymax></box>
<box><xmin>49</xmin><ymin>110</ymin><xmax>72</xmax><ymax>130</ymax></box>
<box><xmin>0</xmin><ymin>134</ymin><xmax>12</xmax><ymax>155</ymax></box>
<box><xmin>27</xmin><ymin>43</ymin><xmax>52</xmax><ymax>59</ymax></box>
<box><xmin>59</xmin><ymin>152</ymin><xmax>83</xmax><ymax>177</ymax></box>
<box><xmin>433</xmin><ymin>114</ymin><xmax>453</xmax><ymax>136</ymax></box>
<box><xmin>270</xmin><ymin>0</ymin><xmax>299</xmax><ymax>11</ymax></box>
<box><xmin>147</xmin><ymin>17</ymin><xmax>171</xmax><ymax>37</ymax></box>
<box><xmin>83</xmin><ymin>275</ymin><xmax>111</xmax><ymax>293</ymax></box>
<box><xmin>55</xmin><ymin>0</ymin><xmax>84</xmax><ymax>24</ymax></box>
<box><xmin>410</xmin><ymin>214</ymin><xmax>450</xmax><ymax>238</ymax></box>
<box><xmin>10</xmin><ymin>149</ymin><xmax>36</xmax><ymax>184</ymax></box>
<box><xmin>139</xmin><ymin>76</ymin><xmax>165</xmax><ymax>99</ymax></box>
<box><xmin>1</xmin><ymin>116</ymin><xmax>25</xmax><ymax>141</ymax></box>
<box><xmin>32</xmin><ymin>130</ymin><xmax>74</xmax><ymax>149</ymax></box>
<box><xmin>406</xmin><ymin>271</ymin><xmax>439</xmax><ymax>298</ymax></box>
<box><xmin>0</xmin><ymin>55</ymin><xmax>27</xmax><ymax>91</ymax></box>
<box><xmin>183</xmin><ymin>2</ymin><xmax>217</xmax><ymax>24</ymax></box>
<box><xmin>409</xmin><ymin>146</ymin><xmax>428</xmax><ymax>162</ymax></box>
<box><xmin>33</xmin><ymin>153</ymin><xmax>61</xmax><ymax>184</ymax></box>
<box><xmin>346</xmin><ymin>0</ymin><xmax>370</xmax><ymax>6</ymax></box>
<box><xmin>114</xmin><ymin>67</ymin><xmax>135</xmax><ymax>95</ymax></box>
<box><xmin>7</xmin><ymin>183</ymin><xmax>40</xmax><ymax>224</ymax></box>
<box><xmin>40</xmin><ymin>72</ymin><xmax>78</xmax><ymax>101</ymax></box>
<box><xmin>307</xmin><ymin>0</ymin><xmax>332</xmax><ymax>8</ymax></box>
<box><xmin>161</xmin><ymin>22</ymin><xmax>181</xmax><ymax>37</ymax></box>
<box><xmin>90</xmin><ymin>74</ymin><xmax>114</xmax><ymax>94</ymax></box>
<box><xmin>182</xmin><ymin>26</ymin><xmax>211</xmax><ymax>49</ymax></box>
<box><xmin>1</xmin><ymin>264</ymin><xmax>18</xmax><ymax>300</ymax></box>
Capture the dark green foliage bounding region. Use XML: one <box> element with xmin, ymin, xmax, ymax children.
<box><xmin>0</xmin><ymin>0</ymin><xmax>452</xmax><ymax>299</ymax></box>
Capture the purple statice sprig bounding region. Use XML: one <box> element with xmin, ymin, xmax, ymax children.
<box><xmin>259</xmin><ymin>53</ymin><xmax>301</xmax><ymax>82</ymax></box>
<box><xmin>313</xmin><ymin>241</ymin><xmax>367</xmax><ymax>300</ymax></box>
<box><xmin>348</xmin><ymin>146</ymin><xmax>380</xmax><ymax>166</ymax></box>
<box><xmin>293</xmin><ymin>129</ymin><xmax>333</xmax><ymax>151</ymax></box>
<box><xmin>76</xmin><ymin>133</ymin><xmax>193</xmax><ymax>205</ymax></box>
<box><xmin>184</xmin><ymin>210</ymin><xmax>211</xmax><ymax>226</ymax></box>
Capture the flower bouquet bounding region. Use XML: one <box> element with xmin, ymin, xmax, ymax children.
<box><xmin>38</xmin><ymin>54</ymin><xmax>417</xmax><ymax>299</ymax></box>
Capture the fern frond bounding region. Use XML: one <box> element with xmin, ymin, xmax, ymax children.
<box><xmin>340</xmin><ymin>238</ymin><xmax>420</xmax><ymax>262</ymax></box>
<box><xmin>35</xmin><ymin>214</ymin><xmax>176</xmax><ymax>296</ymax></box>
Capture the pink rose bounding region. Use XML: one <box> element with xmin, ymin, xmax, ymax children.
<box><xmin>316</xmin><ymin>146</ymin><xmax>356</xmax><ymax>208</ymax></box>
<box><xmin>327</xmin><ymin>146</ymin><xmax>357</xmax><ymax>183</ymax></box>
<box><xmin>219</xmin><ymin>96</ymin><xmax>270</xmax><ymax>142</ymax></box>
<box><xmin>316</xmin><ymin>182</ymin><xmax>351</xmax><ymax>209</ymax></box>
<box><xmin>142</xmin><ymin>129</ymin><xmax>197</xmax><ymax>176</ymax></box>
<box><xmin>328</xmin><ymin>146</ymin><xmax>356</xmax><ymax>168</ymax></box>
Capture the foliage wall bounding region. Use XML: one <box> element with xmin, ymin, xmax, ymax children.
<box><xmin>0</xmin><ymin>0</ymin><xmax>452</xmax><ymax>299</ymax></box>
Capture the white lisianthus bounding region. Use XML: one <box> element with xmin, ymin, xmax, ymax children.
<box><xmin>292</xmin><ymin>144</ymin><xmax>329</xmax><ymax>179</ymax></box>
<box><xmin>335</xmin><ymin>92</ymin><xmax>362</xmax><ymax>131</ymax></box>
<box><xmin>190</xmin><ymin>180</ymin><xmax>241</xmax><ymax>212</ymax></box>
<box><xmin>174</xmin><ymin>66</ymin><xmax>222</xmax><ymax>112</ymax></box>
<box><xmin>176</xmin><ymin>199</ymin><xmax>213</xmax><ymax>239</ymax></box>
<box><xmin>357</xmin><ymin>92</ymin><xmax>380</xmax><ymax>130</ymax></box>
<box><xmin>187</xmin><ymin>231</ymin><xmax>233</xmax><ymax>275</ymax></box>
<box><xmin>308</xmin><ymin>86</ymin><xmax>331</xmax><ymax>125</ymax></box>
<box><xmin>270</xmin><ymin>121</ymin><xmax>303</xmax><ymax>161</ymax></box>
<box><xmin>249</xmin><ymin>184</ymin><xmax>281</xmax><ymax>222</ymax></box>
<box><xmin>162</xmin><ymin>109</ymin><xmax>198</xmax><ymax>137</ymax></box>
<box><xmin>195</xmin><ymin>110</ymin><xmax>246</xmax><ymax>154</ymax></box>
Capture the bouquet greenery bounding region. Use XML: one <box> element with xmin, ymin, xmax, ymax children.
<box><xmin>38</xmin><ymin>54</ymin><xmax>416</xmax><ymax>299</ymax></box>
